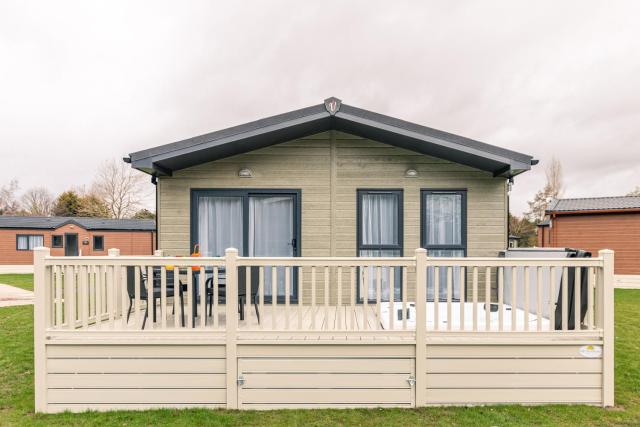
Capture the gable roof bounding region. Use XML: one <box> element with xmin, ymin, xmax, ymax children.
<box><xmin>126</xmin><ymin>97</ymin><xmax>537</xmax><ymax>178</ymax></box>
<box><xmin>0</xmin><ymin>216</ymin><xmax>155</xmax><ymax>231</ymax></box>
<box><xmin>547</xmin><ymin>196</ymin><xmax>640</xmax><ymax>214</ymax></box>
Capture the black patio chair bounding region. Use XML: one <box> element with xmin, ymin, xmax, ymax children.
<box><xmin>205</xmin><ymin>268</ymin><xmax>260</xmax><ymax>323</ymax></box>
<box><xmin>126</xmin><ymin>266</ymin><xmax>185</xmax><ymax>329</ymax></box>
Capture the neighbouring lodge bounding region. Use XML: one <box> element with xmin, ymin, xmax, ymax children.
<box><xmin>0</xmin><ymin>216</ymin><xmax>155</xmax><ymax>270</ymax></box>
<box><xmin>32</xmin><ymin>98</ymin><xmax>614</xmax><ymax>412</ymax></box>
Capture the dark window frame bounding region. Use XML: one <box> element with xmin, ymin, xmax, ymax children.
<box><xmin>93</xmin><ymin>235</ymin><xmax>105</xmax><ymax>251</ymax></box>
<box><xmin>420</xmin><ymin>189</ymin><xmax>468</xmax><ymax>254</ymax></box>
<box><xmin>51</xmin><ymin>235</ymin><xmax>64</xmax><ymax>248</ymax></box>
<box><xmin>190</xmin><ymin>188</ymin><xmax>302</xmax><ymax>303</ymax></box>
<box><xmin>420</xmin><ymin>189</ymin><xmax>468</xmax><ymax>301</ymax></box>
<box><xmin>356</xmin><ymin>189</ymin><xmax>404</xmax><ymax>303</ymax></box>
<box><xmin>16</xmin><ymin>234</ymin><xmax>45</xmax><ymax>251</ymax></box>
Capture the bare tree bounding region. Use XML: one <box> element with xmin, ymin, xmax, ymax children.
<box><xmin>526</xmin><ymin>157</ymin><xmax>565</xmax><ymax>223</ymax></box>
<box><xmin>0</xmin><ymin>179</ymin><xmax>21</xmax><ymax>215</ymax></box>
<box><xmin>22</xmin><ymin>187</ymin><xmax>54</xmax><ymax>216</ymax></box>
<box><xmin>92</xmin><ymin>159</ymin><xmax>151</xmax><ymax>219</ymax></box>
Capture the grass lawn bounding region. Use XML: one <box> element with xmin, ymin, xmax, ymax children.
<box><xmin>0</xmin><ymin>274</ymin><xmax>35</xmax><ymax>291</ymax></box>
<box><xmin>0</xmin><ymin>274</ymin><xmax>638</xmax><ymax>426</ymax></box>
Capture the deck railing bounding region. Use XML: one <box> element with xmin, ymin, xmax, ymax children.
<box><xmin>34</xmin><ymin>247</ymin><xmax>613</xmax><ymax>336</ymax></box>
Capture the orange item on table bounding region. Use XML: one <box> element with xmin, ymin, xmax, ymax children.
<box><xmin>191</xmin><ymin>244</ymin><xmax>201</xmax><ymax>271</ymax></box>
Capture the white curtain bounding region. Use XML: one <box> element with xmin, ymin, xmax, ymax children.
<box><xmin>17</xmin><ymin>235</ymin><xmax>43</xmax><ymax>250</ymax></box>
<box><xmin>198</xmin><ymin>196</ymin><xmax>243</xmax><ymax>257</ymax></box>
<box><xmin>249</xmin><ymin>196</ymin><xmax>294</xmax><ymax>297</ymax></box>
<box><xmin>424</xmin><ymin>193</ymin><xmax>464</xmax><ymax>301</ymax></box>
<box><xmin>361</xmin><ymin>194</ymin><xmax>399</xmax><ymax>246</ymax></box>
<box><xmin>425</xmin><ymin>193</ymin><xmax>462</xmax><ymax>245</ymax></box>
<box><xmin>360</xmin><ymin>193</ymin><xmax>401</xmax><ymax>301</ymax></box>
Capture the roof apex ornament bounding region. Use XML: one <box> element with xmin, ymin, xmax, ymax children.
<box><xmin>324</xmin><ymin>97</ymin><xmax>342</xmax><ymax>115</ymax></box>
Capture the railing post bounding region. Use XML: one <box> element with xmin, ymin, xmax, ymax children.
<box><xmin>108</xmin><ymin>248</ymin><xmax>121</xmax><ymax>328</ymax></box>
<box><xmin>414</xmin><ymin>248</ymin><xmax>427</xmax><ymax>407</ymax></box>
<box><xmin>599</xmin><ymin>249</ymin><xmax>614</xmax><ymax>407</ymax></box>
<box><xmin>225</xmin><ymin>248</ymin><xmax>239</xmax><ymax>409</ymax></box>
<box><xmin>33</xmin><ymin>246</ymin><xmax>50</xmax><ymax>413</ymax></box>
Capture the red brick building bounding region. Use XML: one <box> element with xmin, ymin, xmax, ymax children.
<box><xmin>538</xmin><ymin>196</ymin><xmax>640</xmax><ymax>275</ymax></box>
<box><xmin>0</xmin><ymin>216</ymin><xmax>156</xmax><ymax>266</ymax></box>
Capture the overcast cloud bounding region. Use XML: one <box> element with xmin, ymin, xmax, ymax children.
<box><xmin>1</xmin><ymin>0</ymin><xmax>639</xmax><ymax>215</ymax></box>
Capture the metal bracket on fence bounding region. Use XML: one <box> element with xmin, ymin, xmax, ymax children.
<box><xmin>237</xmin><ymin>375</ymin><xmax>246</xmax><ymax>386</ymax></box>
<box><xmin>407</xmin><ymin>375</ymin><xmax>416</xmax><ymax>386</ymax></box>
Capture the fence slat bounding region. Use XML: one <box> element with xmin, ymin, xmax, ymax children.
<box><xmin>574</xmin><ymin>266</ymin><xmax>581</xmax><ymax>331</ymax></box>
<box><xmin>459</xmin><ymin>267</ymin><xmax>465</xmax><ymax>331</ymax></box>
<box><xmin>285</xmin><ymin>267</ymin><xmax>291</xmax><ymax>330</ymax></box>
<box><xmin>587</xmin><ymin>267</ymin><xmax>594</xmax><ymax>329</ymax></box>
<box><xmin>80</xmin><ymin>265</ymin><xmax>88</xmax><ymax>329</ymax></box>
<box><xmin>271</xmin><ymin>267</ymin><xmax>277</xmax><ymax>330</ymax></box>
<box><xmin>146</xmin><ymin>266</ymin><xmax>154</xmax><ymax>330</ymax></box>
<box><xmin>161</xmin><ymin>267</ymin><xmax>167</xmax><ymax>329</ymax></box>
<box><xmin>524</xmin><ymin>266</ymin><xmax>530</xmax><ymax>332</ymax></box>
<box><xmin>173</xmin><ymin>268</ymin><xmax>181</xmax><ymax>329</ymax></box>
<box><xmin>259</xmin><ymin>267</ymin><xmax>264</xmax><ymax>330</ymax></box>
<box><xmin>549</xmin><ymin>267</ymin><xmax>556</xmax><ymax>332</ymax></box>
<box><xmin>389</xmin><ymin>267</ymin><xmax>395</xmax><ymax>330</ymax></box>
<box><xmin>446</xmin><ymin>267</ymin><xmax>452</xmax><ymax>331</ymax></box>
<box><xmin>472</xmin><ymin>267</ymin><xmax>478</xmax><ymax>332</ymax></box>
<box><xmin>298</xmin><ymin>266</ymin><xmax>303</xmax><ymax>330</ymax></box>
<box><xmin>186</xmin><ymin>269</ymin><xmax>193</xmax><ymax>329</ymax></box>
<box><xmin>245</xmin><ymin>266</ymin><xmax>251</xmax><ymax>327</ymax></box>
<box><xmin>485</xmin><ymin>266</ymin><xmax>491</xmax><ymax>332</ymax></box>
<box><xmin>311</xmin><ymin>266</ymin><xmax>316</xmax><ymax>330</ymax></box>
<box><xmin>511</xmin><ymin>267</ymin><xmax>517</xmax><ymax>331</ymax></box>
<box><xmin>498</xmin><ymin>267</ymin><xmax>504</xmax><ymax>332</ymax></box>
<box><xmin>337</xmin><ymin>266</ymin><xmax>343</xmax><ymax>330</ymax></box>
<box><xmin>350</xmin><ymin>267</ymin><xmax>356</xmax><ymax>330</ymax></box>
<box><xmin>96</xmin><ymin>266</ymin><xmax>103</xmax><ymax>329</ymax></box>
<box><xmin>562</xmin><ymin>267</ymin><xmax>569</xmax><ymax>331</ymax></box>
<box><xmin>324</xmin><ymin>266</ymin><xmax>330</xmax><ymax>331</ymax></box>
<box><xmin>363</xmin><ymin>267</ymin><xmax>369</xmax><ymax>330</ymax></box>
<box><xmin>401</xmin><ymin>266</ymin><xmax>407</xmax><ymax>331</ymax></box>
<box><xmin>134</xmin><ymin>266</ymin><xmax>141</xmax><ymax>328</ymax></box>
<box><xmin>214</xmin><ymin>267</ymin><xmax>220</xmax><ymax>329</ymax></box>
<box><xmin>536</xmin><ymin>267</ymin><xmax>542</xmax><ymax>332</ymax></box>
<box><xmin>55</xmin><ymin>266</ymin><xmax>62</xmax><ymax>328</ymax></box>
<box><xmin>433</xmin><ymin>267</ymin><xmax>440</xmax><ymax>331</ymax></box>
<box><xmin>199</xmin><ymin>267</ymin><xmax>206</xmax><ymax>328</ymax></box>
<box><xmin>376</xmin><ymin>267</ymin><xmax>381</xmax><ymax>331</ymax></box>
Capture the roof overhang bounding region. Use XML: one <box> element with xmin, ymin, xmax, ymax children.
<box><xmin>127</xmin><ymin>97</ymin><xmax>536</xmax><ymax>178</ymax></box>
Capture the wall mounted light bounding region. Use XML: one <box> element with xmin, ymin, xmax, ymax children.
<box><xmin>404</xmin><ymin>168</ymin><xmax>418</xmax><ymax>178</ymax></box>
<box><xmin>238</xmin><ymin>168</ymin><xmax>253</xmax><ymax>178</ymax></box>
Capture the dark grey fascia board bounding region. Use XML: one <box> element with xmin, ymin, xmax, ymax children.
<box><xmin>128</xmin><ymin>99</ymin><xmax>535</xmax><ymax>178</ymax></box>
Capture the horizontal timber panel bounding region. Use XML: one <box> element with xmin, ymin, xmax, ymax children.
<box><xmin>426</xmin><ymin>373</ymin><xmax>602</xmax><ymax>388</ymax></box>
<box><xmin>243</xmin><ymin>373</ymin><xmax>410</xmax><ymax>389</ymax></box>
<box><xmin>47</xmin><ymin>373</ymin><xmax>226</xmax><ymax>388</ymax></box>
<box><xmin>425</xmin><ymin>358</ymin><xmax>602</xmax><ymax>373</ymax></box>
<box><xmin>239</xmin><ymin>358</ymin><xmax>412</xmax><ymax>373</ymax></box>
<box><xmin>237</xmin><ymin>345</ymin><xmax>414</xmax><ymax>357</ymax></box>
<box><xmin>240</xmin><ymin>388</ymin><xmax>411</xmax><ymax>404</ymax></box>
<box><xmin>426</xmin><ymin>345</ymin><xmax>602</xmax><ymax>358</ymax></box>
<box><xmin>47</xmin><ymin>345</ymin><xmax>225</xmax><ymax>358</ymax></box>
<box><xmin>48</xmin><ymin>388</ymin><xmax>226</xmax><ymax>404</ymax></box>
<box><xmin>426</xmin><ymin>388</ymin><xmax>601</xmax><ymax>404</ymax></box>
<box><xmin>47</xmin><ymin>358</ymin><xmax>225</xmax><ymax>374</ymax></box>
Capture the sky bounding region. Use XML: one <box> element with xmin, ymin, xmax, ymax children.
<box><xmin>1</xmin><ymin>0</ymin><xmax>639</xmax><ymax>215</ymax></box>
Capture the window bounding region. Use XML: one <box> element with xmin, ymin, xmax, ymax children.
<box><xmin>421</xmin><ymin>190</ymin><xmax>467</xmax><ymax>301</ymax></box>
<box><xmin>93</xmin><ymin>235</ymin><xmax>104</xmax><ymax>251</ymax></box>
<box><xmin>357</xmin><ymin>190</ymin><xmax>403</xmax><ymax>302</ymax></box>
<box><xmin>16</xmin><ymin>234</ymin><xmax>44</xmax><ymax>251</ymax></box>
<box><xmin>51</xmin><ymin>235</ymin><xmax>63</xmax><ymax>248</ymax></box>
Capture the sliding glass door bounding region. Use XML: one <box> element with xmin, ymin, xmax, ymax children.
<box><xmin>192</xmin><ymin>190</ymin><xmax>300</xmax><ymax>301</ymax></box>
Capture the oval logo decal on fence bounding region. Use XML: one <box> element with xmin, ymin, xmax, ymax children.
<box><xmin>579</xmin><ymin>345</ymin><xmax>603</xmax><ymax>358</ymax></box>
